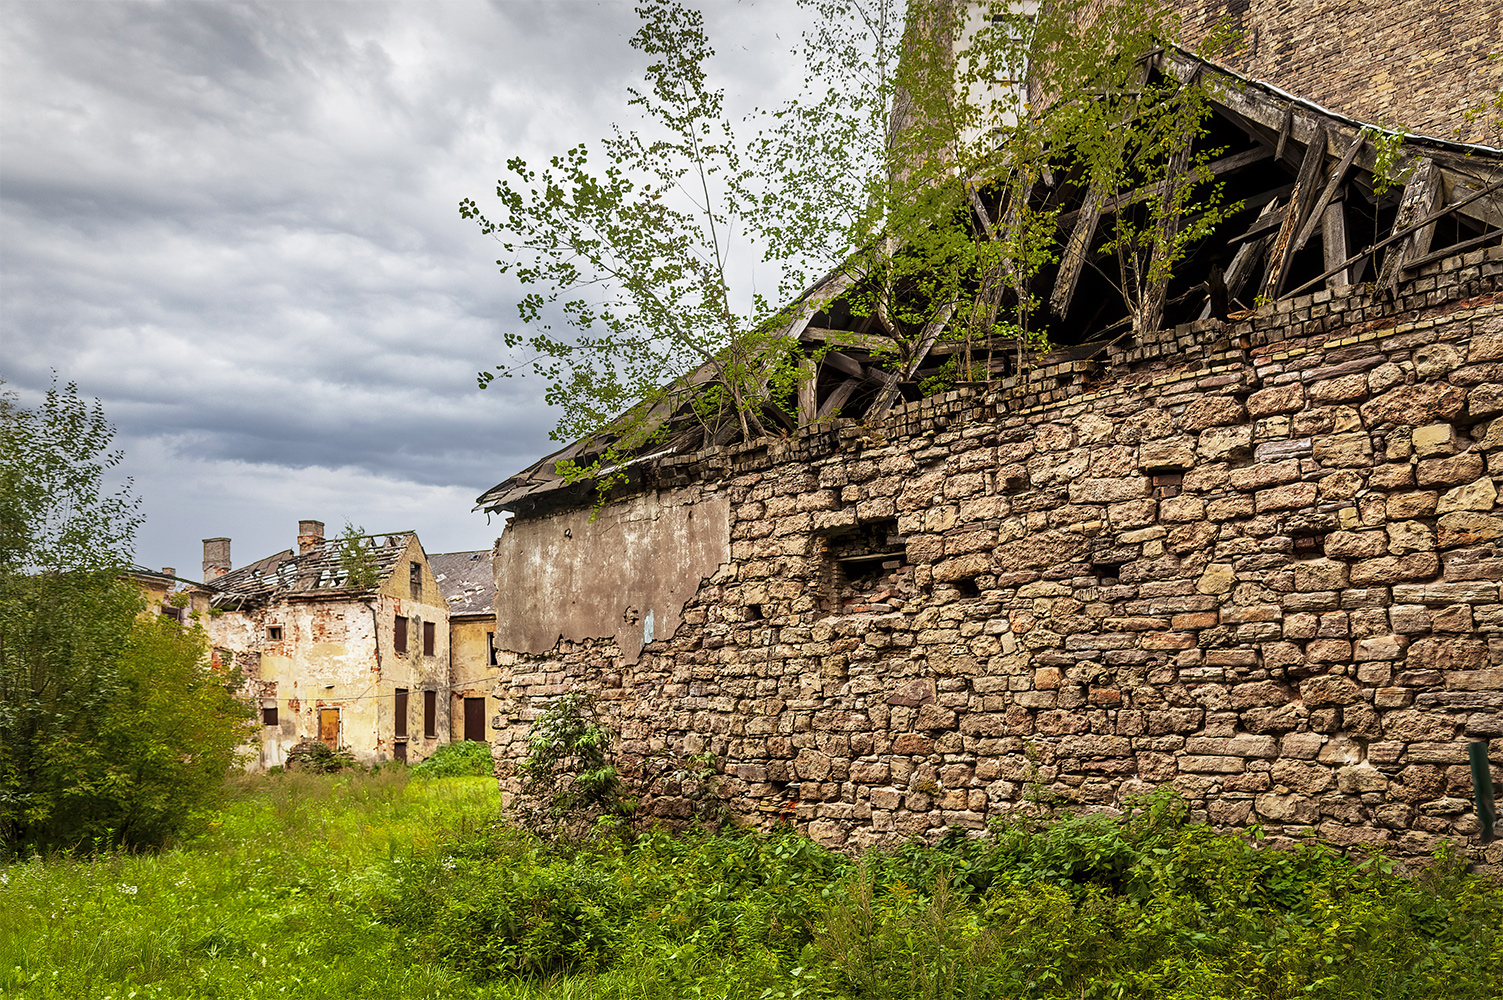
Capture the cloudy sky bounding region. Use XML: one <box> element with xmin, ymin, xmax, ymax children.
<box><xmin>2</xmin><ymin>0</ymin><xmax>814</xmax><ymax>578</ymax></box>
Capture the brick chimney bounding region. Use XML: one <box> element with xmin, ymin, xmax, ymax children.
<box><xmin>202</xmin><ymin>538</ymin><xmax>231</xmax><ymax>580</ymax></box>
<box><xmin>162</xmin><ymin>567</ymin><xmax>176</xmax><ymax>578</ymax></box>
<box><xmin>298</xmin><ymin>520</ymin><xmax>325</xmax><ymax>555</ymax></box>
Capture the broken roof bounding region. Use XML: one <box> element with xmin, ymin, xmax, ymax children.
<box><xmin>209</xmin><ymin>531</ymin><xmax>417</xmax><ymax>610</ymax></box>
<box><xmin>476</xmin><ymin>46</ymin><xmax>1503</xmax><ymax>518</ymax></box>
<box><xmin>428</xmin><ymin>550</ymin><xmax>496</xmax><ymax>617</ymax></box>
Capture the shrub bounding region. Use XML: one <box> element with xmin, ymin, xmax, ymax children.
<box><xmin>412</xmin><ymin>740</ymin><xmax>494</xmax><ymax>779</ymax></box>
<box><xmin>284</xmin><ymin>739</ymin><xmax>357</xmax><ymax>774</ymax></box>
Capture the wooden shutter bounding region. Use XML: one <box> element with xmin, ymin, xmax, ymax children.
<box><xmin>394</xmin><ymin>615</ymin><xmax>407</xmax><ymax>654</ymax></box>
<box><xmin>423</xmin><ymin>690</ymin><xmax>436</xmax><ymax>738</ymax></box>
<box><xmin>423</xmin><ymin>621</ymin><xmax>435</xmax><ymax>657</ymax></box>
<box><xmin>394</xmin><ymin>688</ymin><xmax>408</xmax><ymax>738</ymax></box>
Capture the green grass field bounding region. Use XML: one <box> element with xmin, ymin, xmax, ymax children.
<box><xmin>3</xmin><ymin>770</ymin><xmax>1501</xmax><ymax>1000</ymax></box>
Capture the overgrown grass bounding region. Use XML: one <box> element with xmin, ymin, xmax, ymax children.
<box><xmin>3</xmin><ymin>776</ymin><xmax>1501</xmax><ymax>999</ymax></box>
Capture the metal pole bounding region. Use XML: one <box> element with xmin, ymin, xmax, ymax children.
<box><xmin>1468</xmin><ymin>741</ymin><xmax>1496</xmax><ymax>845</ymax></box>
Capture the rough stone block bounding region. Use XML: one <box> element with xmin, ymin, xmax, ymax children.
<box><xmin>1181</xmin><ymin>396</ymin><xmax>1247</xmax><ymax>431</ymax></box>
<box><xmin>1416</xmin><ymin>451</ymin><xmax>1486</xmax><ymax>487</ymax></box>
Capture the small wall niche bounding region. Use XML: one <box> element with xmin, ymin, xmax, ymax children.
<box><xmin>820</xmin><ymin>518</ymin><xmax>911</xmax><ymax>614</ymax></box>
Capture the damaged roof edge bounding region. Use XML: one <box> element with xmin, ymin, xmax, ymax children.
<box><xmin>475</xmin><ymin>47</ymin><xmax>1503</xmax><ymax>518</ymax></box>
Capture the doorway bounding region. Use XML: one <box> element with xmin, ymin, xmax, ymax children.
<box><xmin>463</xmin><ymin>698</ymin><xmax>486</xmax><ymax>742</ymax></box>
<box><xmin>318</xmin><ymin>707</ymin><xmax>341</xmax><ymax>748</ymax></box>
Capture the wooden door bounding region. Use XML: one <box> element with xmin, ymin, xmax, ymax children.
<box><xmin>319</xmin><ymin>707</ymin><xmax>340</xmax><ymax>748</ymax></box>
<box><xmin>463</xmin><ymin>698</ymin><xmax>485</xmax><ymax>742</ymax></box>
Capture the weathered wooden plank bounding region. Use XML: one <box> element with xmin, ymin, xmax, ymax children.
<box><xmin>1262</xmin><ymin>125</ymin><xmax>1329</xmax><ymax>300</ymax></box>
<box><xmin>1376</xmin><ymin>158</ymin><xmax>1439</xmax><ymax>292</ymax></box>
<box><xmin>1275</xmin><ymin>105</ymin><xmax>1295</xmax><ymax>162</ymax></box>
<box><xmin>800</xmin><ymin>327</ymin><xmax>898</xmax><ymax>353</ymax></box>
<box><xmin>1294</xmin><ymin>134</ymin><xmax>1364</xmax><ymax>254</ymax></box>
<box><xmin>1198</xmin><ymin>197</ymin><xmax>1281</xmax><ymax>319</ymax></box>
<box><xmin>815</xmin><ymin>378</ymin><xmax>861</xmax><ymax>420</ymax></box>
<box><xmin>867</xmin><ymin>298</ymin><xmax>959</xmax><ymax>420</ymax></box>
<box><xmin>1401</xmin><ymin>229</ymin><xmax>1503</xmax><ymax>272</ymax></box>
<box><xmin>796</xmin><ymin>358</ymin><xmax>817</xmax><ymax>427</ymax></box>
<box><xmin>1320</xmin><ymin>199</ymin><xmax>1352</xmax><ymax>287</ymax></box>
<box><xmin>822</xmin><ymin>351</ymin><xmax>866</xmax><ymax>379</ymax></box>
<box><xmin>1050</xmin><ymin>183</ymin><xmax>1100</xmax><ymax>318</ymax></box>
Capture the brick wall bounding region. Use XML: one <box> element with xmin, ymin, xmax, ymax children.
<box><xmin>1174</xmin><ymin>0</ymin><xmax>1503</xmax><ymax>145</ymax></box>
<box><xmin>490</xmin><ymin>247</ymin><xmax>1503</xmax><ymax>870</ymax></box>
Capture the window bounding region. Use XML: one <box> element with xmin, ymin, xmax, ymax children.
<box><xmin>422</xmin><ymin>620</ymin><xmax>435</xmax><ymax>657</ymax></box>
<box><xmin>394</xmin><ymin>615</ymin><xmax>408</xmax><ymax>654</ymax></box>
<box><xmin>160</xmin><ymin>605</ymin><xmax>184</xmax><ymax>622</ymax></box>
<box><xmin>410</xmin><ymin>561</ymin><xmax>421</xmax><ymax>599</ymax></box>
<box><xmin>394</xmin><ymin>688</ymin><xmax>409</xmax><ymax>738</ymax></box>
<box><xmin>423</xmin><ymin>690</ymin><xmax>437</xmax><ymax>738</ymax></box>
<box><xmin>266</xmin><ymin>625</ymin><xmax>283</xmax><ymax>641</ymax></box>
<box><xmin>393</xmin><ymin>740</ymin><xmax>407</xmax><ymax>764</ymax></box>
<box><xmin>262</xmin><ymin>702</ymin><xmax>278</xmax><ymax>727</ymax></box>
<box><xmin>486</xmin><ymin>631</ymin><xmax>498</xmax><ymax>666</ymax></box>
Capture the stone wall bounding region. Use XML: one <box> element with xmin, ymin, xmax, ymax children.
<box><xmin>489</xmin><ymin>247</ymin><xmax>1503</xmax><ymax>869</ymax></box>
<box><xmin>1173</xmin><ymin>0</ymin><xmax>1503</xmax><ymax>145</ymax></box>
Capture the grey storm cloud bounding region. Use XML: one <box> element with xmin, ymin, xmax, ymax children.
<box><xmin>1</xmin><ymin>0</ymin><xmax>812</xmax><ymax>574</ymax></box>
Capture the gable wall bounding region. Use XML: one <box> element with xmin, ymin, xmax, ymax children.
<box><xmin>488</xmin><ymin>249</ymin><xmax>1503</xmax><ymax>870</ymax></box>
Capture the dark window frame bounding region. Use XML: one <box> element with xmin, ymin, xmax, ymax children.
<box><xmin>423</xmin><ymin>690</ymin><xmax>437</xmax><ymax>738</ymax></box>
<box><xmin>394</xmin><ymin>687</ymin><xmax>409</xmax><ymax>738</ymax></box>
<box><xmin>266</xmin><ymin>625</ymin><xmax>283</xmax><ymax>641</ymax></box>
<box><xmin>261</xmin><ymin>703</ymin><xmax>278</xmax><ymax>727</ymax></box>
<box><xmin>486</xmin><ymin>631</ymin><xmax>498</xmax><ymax>666</ymax></box>
<box><xmin>394</xmin><ymin>615</ymin><xmax>408</xmax><ymax>654</ymax></box>
<box><xmin>422</xmin><ymin>620</ymin><xmax>435</xmax><ymax>657</ymax></box>
<box><xmin>410</xmin><ymin>561</ymin><xmax>421</xmax><ymax>599</ymax></box>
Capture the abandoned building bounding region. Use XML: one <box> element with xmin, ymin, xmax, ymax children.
<box><xmin>205</xmin><ymin>521</ymin><xmax>452</xmax><ymax>768</ymax></box>
<box><xmin>125</xmin><ymin>565</ymin><xmax>215</xmax><ymax>623</ymax></box>
<box><xmin>429</xmin><ymin>549</ymin><xmax>503</xmax><ymax>743</ymax></box>
<box><xmin>475</xmin><ymin>14</ymin><xmax>1503</xmax><ymax>869</ymax></box>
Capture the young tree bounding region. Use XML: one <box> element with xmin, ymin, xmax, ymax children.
<box><xmin>0</xmin><ymin>379</ymin><xmax>252</xmax><ymax>855</ymax></box>
<box><xmin>466</xmin><ymin>0</ymin><xmax>1243</xmax><ymax>465</ymax></box>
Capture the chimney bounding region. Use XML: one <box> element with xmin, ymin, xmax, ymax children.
<box><xmin>298</xmin><ymin>520</ymin><xmax>325</xmax><ymax>555</ymax></box>
<box><xmin>162</xmin><ymin>567</ymin><xmax>176</xmax><ymax>578</ymax></box>
<box><xmin>202</xmin><ymin>538</ymin><xmax>231</xmax><ymax>580</ymax></box>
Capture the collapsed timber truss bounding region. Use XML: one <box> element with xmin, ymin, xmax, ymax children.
<box><xmin>477</xmin><ymin>46</ymin><xmax>1502</xmax><ymax>517</ymax></box>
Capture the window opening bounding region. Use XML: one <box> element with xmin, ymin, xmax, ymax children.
<box><xmin>394</xmin><ymin>688</ymin><xmax>409</xmax><ymax>738</ymax></box>
<box><xmin>423</xmin><ymin>690</ymin><xmax>437</xmax><ymax>738</ymax></box>
<box><xmin>822</xmin><ymin>519</ymin><xmax>910</xmax><ymax>614</ymax></box>
<box><xmin>160</xmin><ymin>605</ymin><xmax>184</xmax><ymax>622</ymax></box>
<box><xmin>486</xmin><ymin>631</ymin><xmax>498</xmax><ymax>666</ymax></box>
<box><xmin>261</xmin><ymin>701</ymin><xmax>278</xmax><ymax>727</ymax></box>
<box><xmin>423</xmin><ymin>620</ymin><xmax>436</xmax><ymax>657</ymax></box>
<box><xmin>266</xmin><ymin>625</ymin><xmax>283</xmax><ymax>641</ymax></box>
<box><xmin>394</xmin><ymin>615</ymin><xmax>408</xmax><ymax>654</ymax></box>
<box><xmin>393</xmin><ymin>741</ymin><xmax>407</xmax><ymax>764</ymax></box>
<box><xmin>410</xmin><ymin>561</ymin><xmax>422</xmax><ymax>599</ymax></box>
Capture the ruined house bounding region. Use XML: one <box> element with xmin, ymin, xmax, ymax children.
<box><xmin>125</xmin><ymin>565</ymin><xmax>214</xmax><ymax>623</ymax></box>
<box><xmin>204</xmin><ymin>521</ymin><xmax>451</xmax><ymax>768</ymax></box>
<box><xmin>430</xmin><ymin>549</ymin><xmax>502</xmax><ymax>743</ymax></box>
<box><xmin>476</xmin><ymin>17</ymin><xmax>1503</xmax><ymax>868</ymax></box>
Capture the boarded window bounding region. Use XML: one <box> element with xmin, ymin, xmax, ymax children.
<box><xmin>423</xmin><ymin>690</ymin><xmax>437</xmax><ymax>738</ymax></box>
<box><xmin>394</xmin><ymin>615</ymin><xmax>408</xmax><ymax>654</ymax></box>
<box><xmin>266</xmin><ymin>625</ymin><xmax>283</xmax><ymax>641</ymax></box>
<box><xmin>393</xmin><ymin>740</ymin><xmax>407</xmax><ymax>764</ymax></box>
<box><xmin>464</xmin><ymin>697</ymin><xmax>486</xmax><ymax>742</ymax></box>
<box><xmin>261</xmin><ymin>702</ymin><xmax>278</xmax><ymax>727</ymax></box>
<box><xmin>423</xmin><ymin>621</ymin><xmax>435</xmax><ymax>657</ymax></box>
<box><xmin>394</xmin><ymin>688</ymin><xmax>408</xmax><ymax>738</ymax></box>
<box><xmin>487</xmin><ymin>631</ymin><xmax>497</xmax><ymax>666</ymax></box>
<box><xmin>410</xmin><ymin>561</ymin><xmax>421</xmax><ymax>599</ymax></box>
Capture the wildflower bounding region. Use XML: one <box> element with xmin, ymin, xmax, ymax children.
<box><xmin>117</xmin><ymin>884</ymin><xmax>138</xmax><ymax>895</ymax></box>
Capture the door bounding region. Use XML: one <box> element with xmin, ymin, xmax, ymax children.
<box><xmin>319</xmin><ymin>707</ymin><xmax>340</xmax><ymax>748</ymax></box>
<box><xmin>463</xmin><ymin>697</ymin><xmax>485</xmax><ymax>742</ymax></box>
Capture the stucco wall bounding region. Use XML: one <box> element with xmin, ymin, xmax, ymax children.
<box><xmin>493</xmin><ymin>488</ymin><xmax>732</xmax><ymax>664</ymax></box>
<box><xmin>488</xmin><ymin>247</ymin><xmax>1503</xmax><ymax>870</ymax></box>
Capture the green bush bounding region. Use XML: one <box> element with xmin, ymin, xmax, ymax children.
<box><xmin>412</xmin><ymin>740</ymin><xmax>494</xmax><ymax>779</ymax></box>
